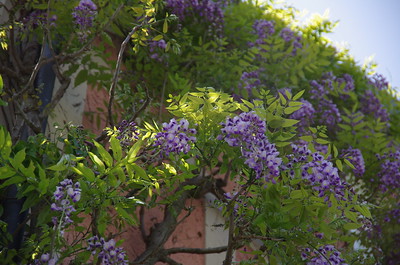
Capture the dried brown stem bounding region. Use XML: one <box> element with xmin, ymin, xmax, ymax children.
<box><xmin>107</xmin><ymin>25</ymin><xmax>140</xmax><ymax>127</ymax></box>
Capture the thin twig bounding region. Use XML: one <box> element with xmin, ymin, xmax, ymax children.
<box><xmin>107</xmin><ymin>25</ymin><xmax>140</xmax><ymax>127</ymax></box>
<box><xmin>237</xmin><ymin>235</ymin><xmax>285</xmax><ymax>242</ymax></box>
<box><xmin>158</xmin><ymin>72</ymin><xmax>167</xmax><ymax>122</ymax></box>
<box><xmin>8</xmin><ymin>13</ymin><xmax>25</xmax><ymax>74</ymax></box>
<box><xmin>130</xmin><ymin>82</ymin><xmax>151</xmax><ymax>122</ymax></box>
<box><xmin>40</xmin><ymin>74</ymin><xmax>71</xmax><ymax>119</ymax></box>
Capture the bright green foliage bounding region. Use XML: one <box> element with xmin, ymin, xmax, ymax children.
<box><xmin>0</xmin><ymin>0</ymin><xmax>399</xmax><ymax>264</ymax></box>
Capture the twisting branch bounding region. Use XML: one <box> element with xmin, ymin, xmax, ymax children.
<box><xmin>133</xmin><ymin>173</ymin><xmax>214</xmax><ymax>265</ymax></box>
<box><xmin>159</xmin><ymin>256</ymin><xmax>181</xmax><ymax>265</ymax></box>
<box><xmin>107</xmin><ymin>24</ymin><xmax>140</xmax><ymax>127</ymax></box>
<box><xmin>223</xmin><ymin>210</ymin><xmax>235</xmax><ymax>265</ymax></box>
<box><xmin>13</xmin><ymin>101</ymin><xmax>41</xmax><ymax>134</ymax></box>
<box><xmin>40</xmin><ymin>71</ymin><xmax>71</xmax><ymax>119</ymax></box>
<box><xmin>139</xmin><ymin>206</ymin><xmax>148</xmax><ymax>244</ymax></box>
<box><xmin>165</xmin><ymin>246</ymin><xmax>228</xmax><ymax>255</ymax></box>
<box><xmin>237</xmin><ymin>235</ymin><xmax>285</xmax><ymax>242</ymax></box>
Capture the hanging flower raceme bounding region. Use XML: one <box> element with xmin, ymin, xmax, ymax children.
<box><xmin>218</xmin><ymin>111</ymin><xmax>282</xmax><ymax>181</ymax></box>
<box><xmin>165</xmin><ymin>0</ymin><xmax>225</xmax><ymax>37</ymax></box>
<box><xmin>377</xmin><ymin>151</ymin><xmax>400</xmax><ymax>192</ymax></box>
<box><xmin>301</xmin><ymin>245</ymin><xmax>347</xmax><ymax>265</ymax></box>
<box><xmin>249</xmin><ymin>19</ymin><xmax>275</xmax><ymax>47</ymax></box>
<box><xmin>289</xmin><ymin>99</ymin><xmax>315</xmax><ymax>134</ymax></box>
<box><xmin>116</xmin><ymin>120</ymin><xmax>140</xmax><ymax>147</ymax></box>
<box><xmin>361</xmin><ymin>90</ymin><xmax>389</xmax><ymax>122</ymax></box>
<box><xmin>341</xmin><ymin>147</ymin><xmax>365</xmax><ymax>177</ymax></box>
<box><xmin>285</xmin><ymin>144</ymin><xmax>347</xmax><ymax>202</ymax></box>
<box><xmin>87</xmin><ymin>236</ymin><xmax>128</xmax><ymax>265</ymax></box>
<box><xmin>279</xmin><ymin>27</ymin><xmax>303</xmax><ymax>55</ymax></box>
<box><xmin>51</xmin><ymin>179</ymin><xmax>81</xmax><ymax>231</ymax></box>
<box><xmin>369</xmin><ymin>73</ymin><xmax>389</xmax><ymax>90</ymax></box>
<box><xmin>154</xmin><ymin>118</ymin><xmax>197</xmax><ymax>156</ymax></box>
<box><xmin>72</xmin><ymin>0</ymin><xmax>97</xmax><ymax>41</ymax></box>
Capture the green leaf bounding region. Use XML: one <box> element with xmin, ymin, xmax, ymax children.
<box><xmin>11</xmin><ymin>149</ymin><xmax>26</xmax><ymax>170</ymax></box>
<box><xmin>115</xmin><ymin>205</ymin><xmax>136</xmax><ymax>225</ymax></box>
<box><xmin>0</xmin><ymin>166</ymin><xmax>15</xmax><ymax>179</ymax></box>
<box><xmin>333</xmin><ymin>145</ymin><xmax>338</xmax><ymax>158</ymax></box>
<box><xmin>275</xmin><ymin>141</ymin><xmax>291</xmax><ymax>147</ymax></box>
<box><xmin>127</xmin><ymin>139</ymin><xmax>143</xmax><ymax>163</ymax></box>
<box><xmin>163</xmin><ymin>20</ymin><xmax>168</xmax><ymax>33</ymax></box>
<box><xmin>284</xmin><ymin>106</ymin><xmax>301</xmax><ymax>115</ymax></box>
<box><xmin>282</xmin><ymin>119</ymin><xmax>299</xmax><ymax>128</ymax></box>
<box><xmin>335</xmin><ymin>160</ymin><xmax>343</xmax><ymax>171</ymax></box>
<box><xmin>47</xmin><ymin>163</ymin><xmax>67</xmax><ymax>171</ymax></box>
<box><xmin>345</xmin><ymin>209</ymin><xmax>358</xmax><ymax>223</ymax></box>
<box><xmin>110</xmin><ymin>136</ymin><xmax>122</xmax><ymax>161</ymax></box>
<box><xmin>284</xmin><ymin>89</ymin><xmax>292</xmax><ymax>100</ymax></box>
<box><xmin>315</xmin><ymin>138</ymin><xmax>329</xmax><ymax>144</ymax></box>
<box><xmin>130</xmin><ymin>163</ymin><xmax>147</xmax><ymax>179</ymax></box>
<box><xmin>38</xmin><ymin>178</ymin><xmax>49</xmax><ymax>195</ymax></box>
<box><xmin>300</xmin><ymin>135</ymin><xmax>313</xmax><ymax>142</ymax></box>
<box><xmin>94</xmin><ymin>141</ymin><xmax>113</xmax><ymax>168</ymax></box>
<box><xmin>74</xmin><ymin>69</ymin><xmax>88</xmax><ymax>87</ymax></box>
<box><xmin>152</xmin><ymin>35</ymin><xmax>163</xmax><ymax>41</ymax></box>
<box><xmin>183</xmin><ymin>185</ymin><xmax>197</xmax><ymax>191</ymax></box>
<box><xmin>290</xmin><ymin>189</ymin><xmax>308</xmax><ymax>199</ymax></box>
<box><xmin>73</xmin><ymin>163</ymin><xmax>95</xmax><ymax>182</ymax></box>
<box><xmin>0</xmin><ymin>175</ymin><xmax>25</xmax><ymax>189</ymax></box>
<box><xmin>269</xmin><ymin>118</ymin><xmax>284</xmax><ymax>129</ymax></box>
<box><xmin>278</xmin><ymin>92</ymin><xmax>287</xmax><ymax>105</ymax></box>
<box><xmin>343</xmin><ymin>223</ymin><xmax>362</xmax><ymax>230</ymax></box>
<box><xmin>89</xmin><ymin>152</ymin><xmax>105</xmax><ymax>172</ymax></box>
<box><xmin>0</xmin><ymin>75</ymin><xmax>3</xmax><ymax>91</ymax></box>
<box><xmin>292</xmin><ymin>90</ymin><xmax>305</xmax><ymax>100</ymax></box>
<box><xmin>355</xmin><ymin>205</ymin><xmax>372</xmax><ymax>219</ymax></box>
<box><xmin>344</xmin><ymin>158</ymin><xmax>355</xmax><ymax>169</ymax></box>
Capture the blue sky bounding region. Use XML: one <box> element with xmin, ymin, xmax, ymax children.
<box><xmin>284</xmin><ymin>0</ymin><xmax>400</xmax><ymax>90</ymax></box>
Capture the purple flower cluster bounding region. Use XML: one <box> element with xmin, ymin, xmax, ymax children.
<box><xmin>311</xmin><ymin>72</ymin><xmax>355</xmax><ymax>95</ymax></box>
<box><xmin>385</xmin><ymin>202</ymin><xmax>400</xmax><ymax>223</ymax></box>
<box><xmin>154</xmin><ymin>118</ymin><xmax>197</xmax><ymax>156</ymax></box>
<box><xmin>289</xmin><ymin>99</ymin><xmax>315</xmax><ymax>134</ymax></box>
<box><xmin>72</xmin><ymin>0</ymin><xmax>97</xmax><ymax>41</ymax></box>
<box><xmin>377</xmin><ymin>151</ymin><xmax>400</xmax><ymax>192</ymax></box>
<box><xmin>369</xmin><ymin>73</ymin><xmax>389</xmax><ymax>90</ymax></box>
<box><xmin>360</xmin><ymin>90</ymin><xmax>389</xmax><ymax>122</ymax></box>
<box><xmin>165</xmin><ymin>0</ymin><xmax>224</xmax><ymax>37</ymax></box>
<box><xmin>116</xmin><ymin>120</ymin><xmax>140</xmax><ymax>147</ymax></box>
<box><xmin>318</xmin><ymin>98</ymin><xmax>342</xmax><ymax>129</ymax></box>
<box><xmin>30</xmin><ymin>253</ymin><xmax>58</xmax><ymax>265</ymax></box>
<box><xmin>249</xmin><ymin>19</ymin><xmax>275</xmax><ymax>47</ymax></box>
<box><xmin>341</xmin><ymin>147</ymin><xmax>365</xmax><ymax>177</ymax></box>
<box><xmin>302</xmin><ymin>245</ymin><xmax>347</xmax><ymax>265</ymax></box>
<box><xmin>285</xmin><ymin>144</ymin><xmax>347</xmax><ymax>202</ymax></box>
<box><xmin>336</xmin><ymin>73</ymin><xmax>355</xmax><ymax>92</ymax></box>
<box><xmin>51</xmin><ymin>179</ymin><xmax>81</xmax><ymax>228</ymax></box>
<box><xmin>240</xmin><ymin>70</ymin><xmax>261</xmax><ymax>95</ymax></box>
<box><xmin>148</xmin><ymin>39</ymin><xmax>167</xmax><ymax>61</ymax></box>
<box><xmin>22</xmin><ymin>10</ymin><xmax>57</xmax><ymax>28</ymax></box>
<box><xmin>87</xmin><ymin>236</ymin><xmax>128</xmax><ymax>265</ymax></box>
<box><xmin>310</xmin><ymin>79</ymin><xmax>342</xmax><ymax>129</ymax></box>
<box><xmin>218</xmin><ymin>112</ymin><xmax>282</xmax><ymax>181</ymax></box>
<box><xmin>279</xmin><ymin>27</ymin><xmax>302</xmax><ymax>55</ymax></box>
